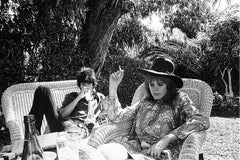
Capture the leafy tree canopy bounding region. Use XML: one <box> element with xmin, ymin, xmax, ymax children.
<box><xmin>163</xmin><ymin>0</ymin><xmax>213</xmax><ymax>39</ymax></box>
<box><xmin>208</xmin><ymin>17</ymin><xmax>239</xmax><ymax>73</ymax></box>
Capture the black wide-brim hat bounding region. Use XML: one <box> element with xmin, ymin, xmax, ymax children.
<box><xmin>139</xmin><ymin>57</ymin><xmax>183</xmax><ymax>88</ymax></box>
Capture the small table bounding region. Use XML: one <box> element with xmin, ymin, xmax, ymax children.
<box><xmin>1</xmin><ymin>132</ymin><xmax>107</xmax><ymax>160</ymax></box>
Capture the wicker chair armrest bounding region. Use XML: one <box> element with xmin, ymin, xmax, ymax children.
<box><xmin>87</xmin><ymin>121</ymin><xmax>132</xmax><ymax>148</ymax></box>
<box><xmin>6</xmin><ymin>120</ymin><xmax>24</xmax><ymax>144</ymax></box>
<box><xmin>178</xmin><ymin>130</ymin><xmax>207</xmax><ymax>160</ymax></box>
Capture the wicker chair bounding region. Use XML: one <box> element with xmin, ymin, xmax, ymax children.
<box><xmin>1</xmin><ymin>80</ymin><xmax>81</xmax><ymax>143</ymax></box>
<box><xmin>1</xmin><ymin>80</ymin><xmax>107</xmax><ymax>159</ymax></box>
<box><xmin>87</xmin><ymin>78</ymin><xmax>213</xmax><ymax>160</ymax></box>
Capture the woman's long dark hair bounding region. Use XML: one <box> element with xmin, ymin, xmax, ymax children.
<box><xmin>144</xmin><ymin>74</ymin><xmax>179</xmax><ymax>104</ymax></box>
<box><xmin>144</xmin><ymin>73</ymin><xmax>182</xmax><ymax>127</ymax></box>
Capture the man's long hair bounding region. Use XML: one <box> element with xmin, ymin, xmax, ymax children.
<box><xmin>76</xmin><ymin>67</ymin><xmax>97</xmax><ymax>88</ymax></box>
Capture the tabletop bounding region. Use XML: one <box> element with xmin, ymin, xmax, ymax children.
<box><xmin>0</xmin><ymin>132</ymin><xmax>106</xmax><ymax>160</ymax></box>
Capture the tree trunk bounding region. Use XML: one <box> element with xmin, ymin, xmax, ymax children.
<box><xmin>227</xmin><ymin>68</ymin><xmax>234</xmax><ymax>97</ymax></box>
<box><xmin>78</xmin><ymin>0</ymin><xmax>133</xmax><ymax>76</ymax></box>
<box><xmin>220</xmin><ymin>67</ymin><xmax>229</xmax><ymax>96</ymax></box>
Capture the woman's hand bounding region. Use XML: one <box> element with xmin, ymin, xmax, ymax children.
<box><xmin>147</xmin><ymin>134</ymin><xmax>177</xmax><ymax>159</ymax></box>
<box><xmin>147</xmin><ymin>138</ymin><xmax>169</xmax><ymax>158</ymax></box>
<box><xmin>109</xmin><ymin>66</ymin><xmax>124</xmax><ymax>97</ymax></box>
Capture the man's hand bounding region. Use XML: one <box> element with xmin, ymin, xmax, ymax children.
<box><xmin>77</xmin><ymin>87</ymin><xmax>90</xmax><ymax>100</ymax></box>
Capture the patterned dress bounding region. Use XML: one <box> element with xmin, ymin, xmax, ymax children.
<box><xmin>104</xmin><ymin>91</ymin><xmax>210</xmax><ymax>160</ymax></box>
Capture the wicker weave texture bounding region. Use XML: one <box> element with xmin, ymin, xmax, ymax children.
<box><xmin>1</xmin><ymin>80</ymin><xmax>80</xmax><ymax>144</ymax></box>
<box><xmin>131</xmin><ymin>78</ymin><xmax>213</xmax><ymax>118</ymax></box>
<box><xmin>88</xmin><ymin>121</ymin><xmax>132</xmax><ymax>148</ymax></box>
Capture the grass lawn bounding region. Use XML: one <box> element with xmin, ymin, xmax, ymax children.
<box><xmin>203</xmin><ymin>116</ymin><xmax>240</xmax><ymax>160</ymax></box>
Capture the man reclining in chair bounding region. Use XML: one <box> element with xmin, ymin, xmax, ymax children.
<box><xmin>29</xmin><ymin>67</ymin><xmax>108</xmax><ymax>138</ymax></box>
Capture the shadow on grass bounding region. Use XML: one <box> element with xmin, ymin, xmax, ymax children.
<box><xmin>210</xmin><ymin>105</ymin><xmax>239</xmax><ymax>118</ymax></box>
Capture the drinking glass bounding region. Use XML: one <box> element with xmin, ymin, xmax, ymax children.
<box><xmin>56</xmin><ymin>132</ymin><xmax>79</xmax><ymax>160</ymax></box>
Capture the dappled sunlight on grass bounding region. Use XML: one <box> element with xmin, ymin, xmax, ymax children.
<box><xmin>203</xmin><ymin>117</ymin><xmax>240</xmax><ymax>160</ymax></box>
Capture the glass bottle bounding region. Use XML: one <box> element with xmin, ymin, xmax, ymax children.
<box><xmin>21</xmin><ymin>115</ymin><xmax>45</xmax><ymax>160</ymax></box>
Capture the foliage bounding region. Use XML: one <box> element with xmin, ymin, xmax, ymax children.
<box><xmin>110</xmin><ymin>16</ymin><xmax>149</xmax><ymax>56</ymax></box>
<box><xmin>0</xmin><ymin>0</ymin><xmax>87</xmax><ymax>146</ymax></box>
<box><xmin>0</xmin><ymin>0</ymin><xmax>214</xmax><ymax>98</ymax></box>
<box><xmin>212</xmin><ymin>0</ymin><xmax>232</xmax><ymax>8</ymax></box>
<box><xmin>213</xmin><ymin>91</ymin><xmax>224</xmax><ymax>106</ymax></box>
<box><xmin>202</xmin><ymin>17</ymin><xmax>239</xmax><ymax>94</ymax></box>
<box><xmin>110</xmin><ymin>0</ymin><xmax>213</xmax><ymax>57</ymax></box>
<box><xmin>163</xmin><ymin>0</ymin><xmax>213</xmax><ymax>39</ymax></box>
<box><xmin>0</xmin><ymin>0</ymin><xmax>87</xmax><ymax>97</ymax></box>
<box><xmin>212</xmin><ymin>95</ymin><xmax>239</xmax><ymax>118</ymax></box>
<box><xmin>133</xmin><ymin>0</ymin><xmax>204</xmax><ymax>18</ymax></box>
<box><xmin>210</xmin><ymin>18</ymin><xmax>239</xmax><ymax>59</ymax></box>
<box><xmin>133</xmin><ymin>0</ymin><xmax>171</xmax><ymax>18</ymax></box>
<box><xmin>137</xmin><ymin>40</ymin><xmax>203</xmax><ymax>79</ymax></box>
<box><xmin>131</xmin><ymin>0</ymin><xmax>213</xmax><ymax>39</ymax></box>
<box><xmin>0</xmin><ymin>14</ymin><xmax>26</xmax><ymax>97</ymax></box>
<box><xmin>19</xmin><ymin>0</ymin><xmax>87</xmax><ymax>81</ymax></box>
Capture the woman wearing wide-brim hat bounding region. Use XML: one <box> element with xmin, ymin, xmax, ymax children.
<box><xmin>98</xmin><ymin>56</ymin><xmax>210</xmax><ymax>160</ymax></box>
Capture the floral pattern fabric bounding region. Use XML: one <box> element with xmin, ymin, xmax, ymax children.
<box><xmin>104</xmin><ymin>91</ymin><xmax>210</xmax><ymax>160</ymax></box>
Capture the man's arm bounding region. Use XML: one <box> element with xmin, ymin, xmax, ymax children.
<box><xmin>59</xmin><ymin>89</ymin><xmax>87</xmax><ymax>118</ymax></box>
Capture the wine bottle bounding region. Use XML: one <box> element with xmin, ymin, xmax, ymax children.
<box><xmin>21</xmin><ymin>115</ymin><xmax>45</xmax><ymax>160</ymax></box>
